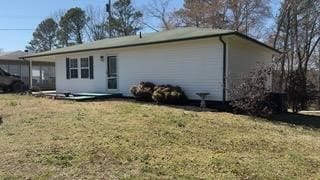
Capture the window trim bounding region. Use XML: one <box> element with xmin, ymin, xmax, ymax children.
<box><xmin>67</xmin><ymin>57</ymin><xmax>94</xmax><ymax>80</ymax></box>
<box><xmin>80</xmin><ymin>57</ymin><xmax>90</xmax><ymax>79</ymax></box>
<box><xmin>69</xmin><ymin>58</ymin><xmax>78</xmax><ymax>79</ymax></box>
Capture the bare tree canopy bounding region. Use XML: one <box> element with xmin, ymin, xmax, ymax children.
<box><xmin>228</xmin><ymin>0</ymin><xmax>272</xmax><ymax>35</ymax></box>
<box><xmin>270</xmin><ymin>0</ymin><xmax>320</xmax><ymax>111</ymax></box>
<box><xmin>85</xmin><ymin>6</ymin><xmax>108</xmax><ymax>41</ymax></box>
<box><xmin>173</xmin><ymin>0</ymin><xmax>272</xmax><ymax>37</ymax></box>
<box><xmin>272</xmin><ymin>0</ymin><xmax>320</xmax><ymax>91</ymax></box>
<box><xmin>144</xmin><ymin>0</ymin><xmax>177</xmax><ymax>31</ymax></box>
<box><xmin>26</xmin><ymin>18</ymin><xmax>58</xmax><ymax>52</ymax></box>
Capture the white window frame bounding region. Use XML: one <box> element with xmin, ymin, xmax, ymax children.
<box><xmin>80</xmin><ymin>57</ymin><xmax>90</xmax><ymax>79</ymax></box>
<box><xmin>69</xmin><ymin>58</ymin><xmax>78</xmax><ymax>79</ymax></box>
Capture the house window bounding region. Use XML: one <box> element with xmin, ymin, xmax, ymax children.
<box><xmin>66</xmin><ymin>57</ymin><xmax>93</xmax><ymax>80</ymax></box>
<box><xmin>80</xmin><ymin>58</ymin><xmax>89</xmax><ymax>79</ymax></box>
<box><xmin>70</xmin><ymin>59</ymin><xmax>78</xmax><ymax>79</ymax></box>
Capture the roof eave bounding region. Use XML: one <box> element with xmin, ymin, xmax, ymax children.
<box><xmin>233</xmin><ymin>32</ymin><xmax>282</xmax><ymax>54</ymax></box>
<box><xmin>21</xmin><ymin>31</ymin><xmax>281</xmax><ymax>59</ymax></box>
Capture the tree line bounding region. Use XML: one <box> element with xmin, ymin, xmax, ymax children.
<box><xmin>27</xmin><ymin>0</ymin><xmax>275</xmax><ymax>52</ymax></box>
<box><xmin>27</xmin><ymin>0</ymin><xmax>143</xmax><ymax>52</ymax></box>
<box><xmin>272</xmin><ymin>0</ymin><xmax>320</xmax><ymax>111</ymax></box>
<box><xmin>146</xmin><ymin>0</ymin><xmax>271</xmax><ymax>38</ymax></box>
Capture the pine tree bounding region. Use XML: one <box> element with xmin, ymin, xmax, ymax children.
<box><xmin>58</xmin><ymin>7</ymin><xmax>87</xmax><ymax>46</ymax></box>
<box><xmin>26</xmin><ymin>18</ymin><xmax>58</xmax><ymax>52</ymax></box>
<box><xmin>109</xmin><ymin>0</ymin><xmax>143</xmax><ymax>36</ymax></box>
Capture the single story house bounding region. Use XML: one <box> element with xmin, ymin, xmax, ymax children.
<box><xmin>0</xmin><ymin>51</ymin><xmax>55</xmax><ymax>90</ymax></box>
<box><xmin>22</xmin><ymin>28</ymin><xmax>280</xmax><ymax>102</ymax></box>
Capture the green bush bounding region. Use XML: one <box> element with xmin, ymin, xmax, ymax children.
<box><xmin>130</xmin><ymin>82</ymin><xmax>155</xmax><ymax>102</ymax></box>
<box><xmin>152</xmin><ymin>85</ymin><xmax>188</xmax><ymax>105</ymax></box>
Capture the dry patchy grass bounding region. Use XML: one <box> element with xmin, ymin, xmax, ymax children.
<box><xmin>0</xmin><ymin>94</ymin><xmax>320</xmax><ymax>179</ymax></box>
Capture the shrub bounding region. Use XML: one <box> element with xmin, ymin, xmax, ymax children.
<box><xmin>229</xmin><ymin>64</ymin><xmax>275</xmax><ymax>117</ymax></box>
<box><xmin>287</xmin><ymin>70</ymin><xmax>317</xmax><ymax>113</ymax></box>
<box><xmin>130</xmin><ymin>82</ymin><xmax>188</xmax><ymax>105</ymax></box>
<box><xmin>130</xmin><ymin>82</ymin><xmax>155</xmax><ymax>101</ymax></box>
<box><xmin>152</xmin><ymin>85</ymin><xmax>188</xmax><ymax>105</ymax></box>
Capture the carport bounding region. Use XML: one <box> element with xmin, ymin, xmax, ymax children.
<box><xmin>0</xmin><ymin>51</ymin><xmax>55</xmax><ymax>90</ymax></box>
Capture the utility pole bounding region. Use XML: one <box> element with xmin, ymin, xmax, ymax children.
<box><xmin>106</xmin><ymin>0</ymin><xmax>112</xmax><ymax>38</ymax></box>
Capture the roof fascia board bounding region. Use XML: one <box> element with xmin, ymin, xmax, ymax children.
<box><xmin>233</xmin><ymin>32</ymin><xmax>281</xmax><ymax>54</ymax></box>
<box><xmin>22</xmin><ymin>32</ymin><xmax>280</xmax><ymax>59</ymax></box>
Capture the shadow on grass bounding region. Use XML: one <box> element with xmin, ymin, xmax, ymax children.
<box><xmin>107</xmin><ymin>98</ymin><xmax>219</xmax><ymax>112</ymax></box>
<box><xmin>117</xmin><ymin>99</ymin><xmax>320</xmax><ymax>129</ymax></box>
<box><xmin>268</xmin><ymin>113</ymin><xmax>320</xmax><ymax>129</ymax></box>
<box><xmin>27</xmin><ymin>96</ymin><xmax>320</xmax><ymax>129</ymax></box>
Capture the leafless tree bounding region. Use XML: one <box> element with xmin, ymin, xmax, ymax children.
<box><xmin>173</xmin><ymin>0</ymin><xmax>272</xmax><ymax>38</ymax></box>
<box><xmin>174</xmin><ymin>0</ymin><xmax>225</xmax><ymax>28</ymax></box>
<box><xmin>85</xmin><ymin>5</ymin><xmax>108</xmax><ymax>41</ymax></box>
<box><xmin>271</xmin><ymin>0</ymin><xmax>320</xmax><ymax>111</ymax></box>
<box><xmin>310</xmin><ymin>42</ymin><xmax>320</xmax><ymax>92</ymax></box>
<box><xmin>145</xmin><ymin>0</ymin><xmax>177</xmax><ymax>30</ymax></box>
<box><xmin>227</xmin><ymin>0</ymin><xmax>272</xmax><ymax>36</ymax></box>
<box><xmin>273</xmin><ymin>0</ymin><xmax>320</xmax><ymax>92</ymax></box>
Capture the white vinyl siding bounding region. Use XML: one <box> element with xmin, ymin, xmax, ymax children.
<box><xmin>226</xmin><ymin>37</ymin><xmax>275</xmax><ymax>101</ymax></box>
<box><xmin>55</xmin><ymin>54</ymin><xmax>106</xmax><ymax>93</ymax></box>
<box><xmin>53</xmin><ymin>37</ymin><xmax>224</xmax><ymax>101</ymax></box>
<box><xmin>118</xmin><ymin>38</ymin><xmax>224</xmax><ymax>101</ymax></box>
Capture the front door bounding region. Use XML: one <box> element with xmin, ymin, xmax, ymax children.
<box><xmin>106</xmin><ymin>56</ymin><xmax>118</xmax><ymax>91</ymax></box>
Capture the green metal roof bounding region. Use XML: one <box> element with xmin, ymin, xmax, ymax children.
<box><xmin>22</xmin><ymin>28</ymin><xmax>279</xmax><ymax>58</ymax></box>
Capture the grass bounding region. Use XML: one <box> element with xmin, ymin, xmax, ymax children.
<box><xmin>0</xmin><ymin>94</ymin><xmax>319</xmax><ymax>179</ymax></box>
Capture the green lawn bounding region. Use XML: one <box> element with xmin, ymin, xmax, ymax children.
<box><xmin>0</xmin><ymin>94</ymin><xmax>319</xmax><ymax>179</ymax></box>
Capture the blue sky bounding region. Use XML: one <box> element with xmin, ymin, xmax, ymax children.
<box><xmin>0</xmin><ymin>0</ymin><xmax>278</xmax><ymax>52</ymax></box>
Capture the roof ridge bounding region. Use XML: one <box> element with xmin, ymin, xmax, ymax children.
<box><xmin>22</xmin><ymin>27</ymin><xmax>278</xmax><ymax>58</ymax></box>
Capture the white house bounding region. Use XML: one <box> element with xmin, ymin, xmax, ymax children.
<box><xmin>22</xmin><ymin>28</ymin><xmax>280</xmax><ymax>102</ymax></box>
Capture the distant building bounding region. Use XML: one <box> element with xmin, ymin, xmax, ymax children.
<box><xmin>0</xmin><ymin>51</ymin><xmax>55</xmax><ymax>90</ymax></box>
